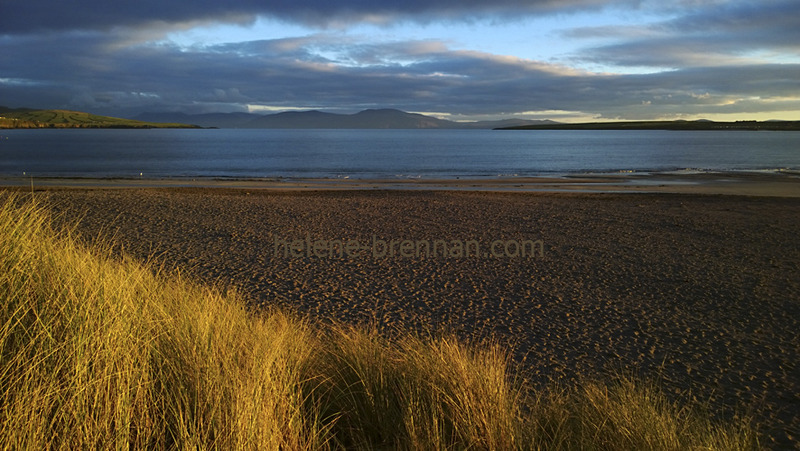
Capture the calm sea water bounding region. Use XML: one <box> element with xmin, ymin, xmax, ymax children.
<box><xmin>1</xmin><ymin>128</ymin><xmax>799</xmax><ymax>179</ymax></box>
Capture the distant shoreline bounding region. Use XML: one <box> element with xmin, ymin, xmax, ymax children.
<box><xmin>496</xmin><ymin>119</ymin><xmax>800</xmax><ymax>131</ymax></box>
<box><xmin>8</xmin><ymin>106</ymin><xmax>798</xmax><ymax>130</ymax></box>
<box><xmin>0</xmin><ymin>123</ymin><xmax>201</xmax><ymax>129</ymax></box>
<box><xmin>0</xmin><ymin>107</ymin><xmax>200</xmax><ymax>129</ymax></box>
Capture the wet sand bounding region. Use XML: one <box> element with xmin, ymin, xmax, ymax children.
<box><xmin>17</xmin><ymin>184</ymin><xmax>800</xmax><ymax>447</ymax></box>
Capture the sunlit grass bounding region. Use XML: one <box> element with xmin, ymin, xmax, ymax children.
<box><xmin>0</xmin><ymin>193</ymin><xmax>758</xmax><ymax>449</ymax></box>
<box><xmin>0</xmin><ymin>107</ymin><xmax>197</xmax><ymax>128</ymax></box>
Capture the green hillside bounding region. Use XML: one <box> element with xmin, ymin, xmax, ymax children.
<box><xmin>0</xmin><ymin>107</ymin><xmax>200</xmax><ymax>129</ymax></box>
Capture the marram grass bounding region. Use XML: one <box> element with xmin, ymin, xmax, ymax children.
<box><xmin>0</xmin><ymin>193</ymin><xmax>758</xmax><ymax>450</ymax></box>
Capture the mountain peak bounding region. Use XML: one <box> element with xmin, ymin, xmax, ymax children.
<box><xmin>137</xmin><ymin>108</ymin><xmax>559</xmax><ymax>129</ymax></box>
<box><xmin>356</xmin><ymin>108</ymin><xmax>407</xmax><ymax>114</ymax></box>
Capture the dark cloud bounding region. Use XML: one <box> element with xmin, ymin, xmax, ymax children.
<box><xmin>3</xmin><ymin>29</ymin><xmax>797</xmax><ymax>120</ymax></box>
<box><xmin>0</xmin><ymin>0</ymin><xmax>636</xmax><ymax>33</ymax></box>
<box><xmin>569</xmin><ymin>0</ymin><xmax>800</xmax><ymax>68</ymax></box>
<box><xmin>2</xmin><ymin>0</ymin><xmax>797</xmax><ymax>120</ymax></box>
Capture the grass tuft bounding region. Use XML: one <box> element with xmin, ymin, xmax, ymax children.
<box><xmin>0</xmin><ymin>193</ymin><xmax>758</xmax><ymax>449</ymax></box>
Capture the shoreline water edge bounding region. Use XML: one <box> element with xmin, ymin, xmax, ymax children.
<box><xmin>2</xmin><ymin>170</ymin><xmax>800</xmax><ymax>197</ymax></box>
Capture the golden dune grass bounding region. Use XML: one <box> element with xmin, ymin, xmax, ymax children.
<box><xmin>0</xmin><ymin>193</ymin><xmax>757</xmax><ymax>450</ymax></box>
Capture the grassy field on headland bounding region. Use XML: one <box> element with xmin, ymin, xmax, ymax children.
<box><xmin>0</xmin><ymin>193</ymin><xmax>758</xmax><ymax>449</ymax></box>
<box><xmin>0</xmin><ymin>107</ymin><xmax>199</xmax><ymax>129</ymax></box>
<box><xmin>497</xmin><ymin>119</ymin><xmax>800</xmax><ymax>131</ymax></box>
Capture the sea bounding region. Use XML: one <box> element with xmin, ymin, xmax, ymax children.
<box><xmin>1</xmin><ymin>128</ymin><xmax>799</xmax><ymax>179</ymax></box>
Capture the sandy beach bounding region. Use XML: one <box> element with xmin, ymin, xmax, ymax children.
<box><xmin>16</xmin><ymin>180</ymin><xmax>800</xmax><ymax>447</ymax></box>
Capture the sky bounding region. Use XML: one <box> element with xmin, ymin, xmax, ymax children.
<box><xmin>1</xmin><ymin>0</ymin><xmax>799</xmax><ymax>122</ymax></box>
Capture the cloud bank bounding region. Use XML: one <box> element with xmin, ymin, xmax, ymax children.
<box><xmin>1</xmin><ymin>0</ymin><xmax>798</xmax><ymax>120</ymax></box>
<box><xmin>1</xmin><ymin>0</ymin><xmax>635</xmax><ymax>32</ymax></box>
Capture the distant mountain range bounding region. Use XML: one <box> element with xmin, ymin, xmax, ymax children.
<box><xmin>8</xmin><ymin>106</ymin><xmax>792</xmax><ymax>131</ymax></box>
<box><xmin>134</xmin><ymin>108</ymin><xmax>558</xmax><ymax>129</ymax></box>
